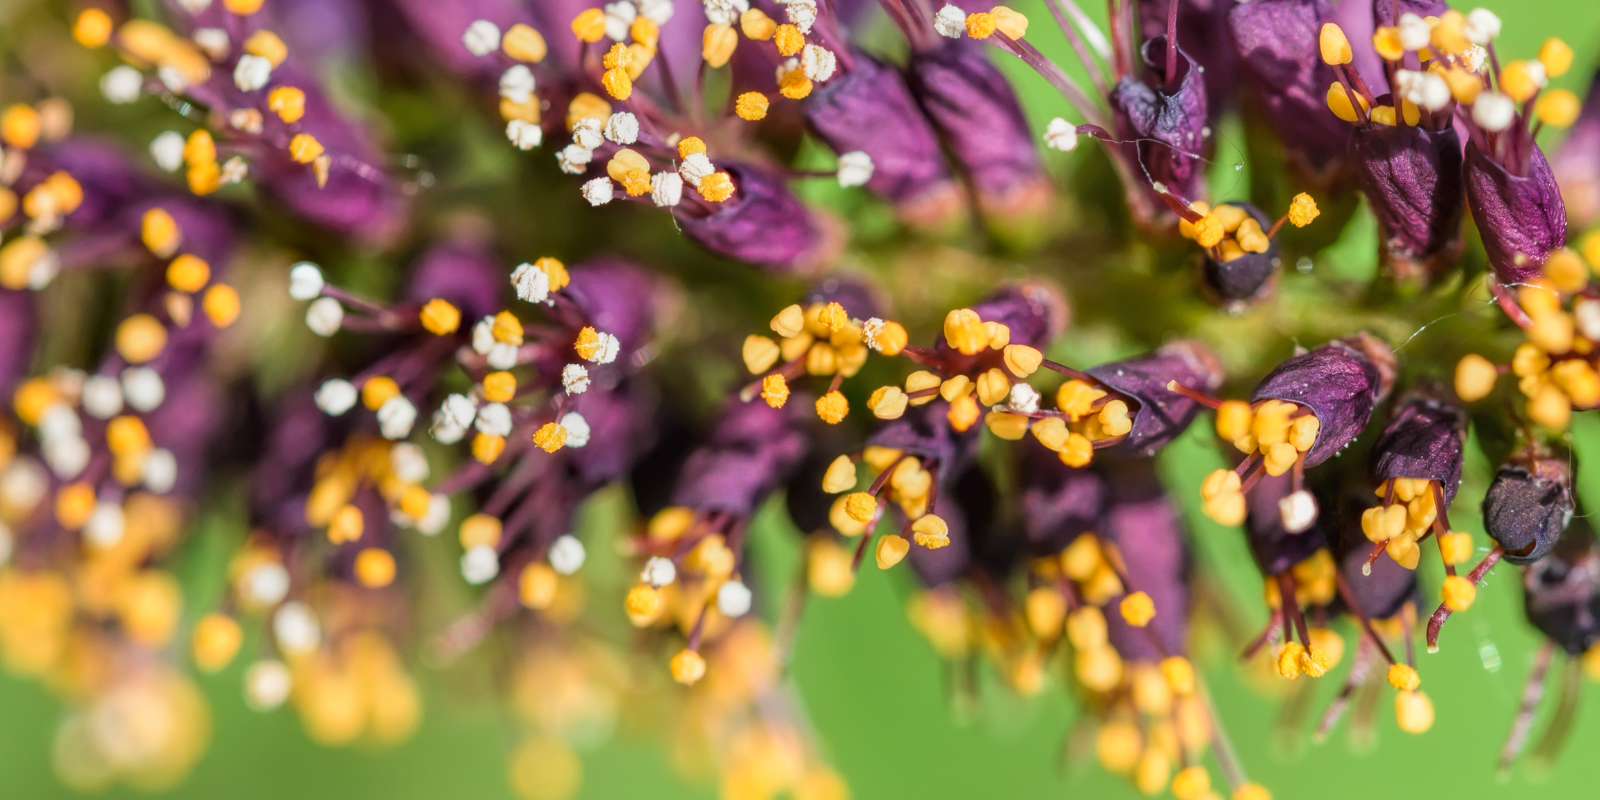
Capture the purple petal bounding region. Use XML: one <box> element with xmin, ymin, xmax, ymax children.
<box><xmin>1229</xmin><ymin>0</ymin><xmax>1351</xmax><ymax>174</ymax></box>
<box><xmin>1250</xmin><ymin>334</ymin><xmax>1395</xmax><ymax>467</ymax></box>
<box><xmin>804</xmin><ymin>275</ymin><xmax>885</xmax><ymax>322</ymax></box>
<box><xmin>1245</xmin><ymin>471</ymin><xmax>1324</xmax><ymax>574</ymax></box>
<box><xmin>560</xmin><ymin>259</ymin><xmax>660</xmax><ymax>356</ymax></box>
<box><xmin>1465</xmin><ymin>141</ymin><xmax>1567</xmax><ymax>286</ymax></box>
<box><xmin>672</xmin><ymin>398</ymin><xmax>809</xmax><ymax>516</ymax></box>
<box><xmin>676</xmin><ymin>163</ymin><xmax>827</xmax><ymax>272</ymax></box>
<box><xmin>402</xmin><ymin>240</ymin><xmax>505</xmax><ymax>321</ymax></box>
<box><xmin>0</xmin><ymin>290</ymin><xmax>34</xmax><ymax>400</ymax></box>
<box><xmin>1351</xmin><ymin>122</ymin><xmax>1464</xmax><ymax>278</ymax></box>
<box><xmin>1483</xmin><ymin>456</ymin><xmax>1573</xmax><ymax>566</ymax></box>
<box><xmin>1108</xmin><ymin>39</ymin><xmax>1210</xmax><ymax>201</ymax></box>
<box><xmin>1137</xmin><ymin>0</ymin><xmax>1239</xmax><ymax>111</ymax></box>
<box><xmin>1554</xmin><ymin>68</ymin><xmax>1600</xmax><ymax>229</ymax></box>
<box><xmin>1087</xmin><ymin>339</ymin><xmax>1224</xmax><ymax>456</ymax></box>
<box><xmin>1331</xmin><ymin>483</ymin><xmax>1415</xmax><ymax>619</ymax></box>
<box><xmin>1370</xmin><ymin>389</ymin><xmax>1466</xmax><ymax>505</ymax></box>
<box><xmin>1020</xmin><ymin>449</ymin><xmax>1107</xmax><ymax>552</ymax></box>
<box><xmin>1102</xmin><ymin>459</ymin><xmax>1190</xmax><ymax>659</ymax></box>
<box><xmin>1521</xmin><ymin>526</ymin><xmax>1600</xmax><ymax>654</ymax></box>
<box><xmin>865</xmin><ymin>401</ymin><xmax>980</xmax><ymax>476</ymax></box>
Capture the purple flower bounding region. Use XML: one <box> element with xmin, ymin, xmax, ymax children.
<box><xmin>1200</xmin><ymin>203</ymin><xmax>1280</xmax><ymax>305</ymax></box>
<box><xmin>1521</xmin><ymin>524</ymin><xmax>1600</xmax><ymax>655</ymax></box>
<box><xmin>1086</xmin><ymin>340</ymin><xmax>1224</xmax><ymax>456</ymax></box>
<box><xmin>677</xmin><ymin>163</ymin><xmax>829</xmax><ymax>273</ymax></box>
<box><xmin>1370</xmin><ymin>389</ymin><xmax>1467</xmax><ymax>506</ymax></box>
<box><xmin>401</xmin><ymin>240</ymin><xmax>505</xmax><ymax>322</ymax></box>
<box><xmin>384</xmin><ymin>0</ymin><xmax>537</xmax><ymax>79</ymax></box>
<box><xmin>1229</xmin><ymin>0</ymin><xmax>1350</xmax><ymax>176</ymax></box>
<box><xmin>804</xmin><ymin>52</ymin><xmax>964</xmax><ymax>226</ymax></box>
<box><xmin>553</xmin><ymin>260</ymin><xmax>660</xmax><ymax>357</ymax></box>
<box><xmin>1464</xmin><ymin>142</ymin><xmax>1568</xmax><ymax>286</ymax></box>
<box><xmin>1483</xmin><ymin>455</ymin><xmax>1574</xmax><ymax>566</ymax></box>
<box><xmin>1371</xmin><ymin>0</ymin><xmax>1448</xmax><ymax>28</ymax></box>
<box><xmin>904</xmin><ymin>40</ymin><xmax>1051</xmax><ymax>221</ymax></box>
<box><xmin>1553</xmin><ymin>68</ymin><xmax>1600</xmax><ymax>229</ymax></box>
<box><xmin>1107</xmin><ymin>38</ymin><xmax>1210</xmax><ymax>204</ymax></box>
<box><xmin>672</xmin><ymin>399</ymin><xmax>810</xmax><ymax>517</ymax></box>
<box><xmin>1251</xmin><ymin>333</ymin><xmax>1396</xmax><ymax>467</ymax></box>
<box><xmin>1020</xmin><ymin>450</ymin><xmax>1106</xmax><ymax>552</ymax></box>
<box><xmin>1350</xmin><ymin>123</ymin><xmax>1465</xmax><ymax>282</ymax></box>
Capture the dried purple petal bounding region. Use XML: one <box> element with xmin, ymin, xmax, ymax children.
<box><xmin>1020</xmin><ymin>449</ymin><xmax>1107</xmax><ymax>552</ymax></box>
<box><xmin>1200</xmin><ymin>204</ymin><xmax>1280</xmax><ymax>305</ymax></box>
<box><xmin>672</xmin><ymin>398</ymin><xmax>809</xmax><ymax>516</ymax></box>
<box><xmin>1086</xmin><ymin>340</ymin><xmax>1224</xmax><ymax>456</ymax></box>
<box><xmin>1554</xmin><ymin>68</ymin><xmax>1600</xmax><ymax>229</ymax></box>
<box><xmin>402</xmin><ymin>241</ymin><xmax>504</xmax><ymax>321</ymax></box>
<box><xmin>804</xmin><ymin>52</ymin><xmax>964</xmax><ymax>225</ymax></box>
<box><xmin>904</xmin><ymin>40</ymin><xmax>1050</xmax><ymax>219</ymax></box>
<box><xmin>1483</xmin><ymin>456</ymin><xmax>1574</xmax><ymax>566</ymax></box>
<box><xmin>1522</xmin><ymin>524</ymin><xmax>1600</xmax><ymax>655</ymax></box>
<box><xmin>1464</xmin><ymin>141</ymin><xmax>1568</xmax><ymax>286</ymax></box>
<box><xmin>1250</xmin><ymin>333</ymin><xmax>1396</xmax><ymax>467</ymax></box>
<box><xmin>1108</xmin><ymin>38</ymin><xmax>1210</xmax><ymax>203</ymax></box>
<box><xmin>1350</xmin><ymin>122</ymin><xmax>1464</xmax><ymax>280</ymax></box>
<box><xmin>677</xmin><ymin>163</ymin><xmax>828</xmax><ymax>273</ymax></box>
<box><xmin>1228</xmin><ymin>0</ymin><xmax>1350</xmax><ymax>175</ymax></box>
<box><xmin>1370</xmin><ymin>389</ymin><xmax>1466</xmax><ymax>505</ymax></box>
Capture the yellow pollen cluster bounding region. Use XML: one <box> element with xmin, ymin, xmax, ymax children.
<box><xmin>1361</xmin><ymin>478</ymin><xmax>1455</xmax><ymax>571</ymax></box>
<box><xmin>746</xmin><ymin>301</ymin><xmax>881</xmax><ymax>421</ymax></box>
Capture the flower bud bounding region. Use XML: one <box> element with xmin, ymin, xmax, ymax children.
<box><xmin>1483</xmin><ymin>456</ymin><xmax>1574</xmax><ymax>565</ymax></box>
<box><xmin>1464</xmin><ymin>142</ymin><xmax>1567</xmax><ymax>287</ymax></box>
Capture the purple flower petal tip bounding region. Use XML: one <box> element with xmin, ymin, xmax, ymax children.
<box><xmin>1251</xmin><ymin>333</ymin><xmax>1395</xmax><ymax>467</ymax></box>
<box><xmin>1465</xmin><ymin>142</ymin><xmax>1567</xmax><ymax>286</ymax></box>
<box><xmin>1370</xmin><ymin>389</ymin><xmax>1466</xmax><ymax>505</ymax></box>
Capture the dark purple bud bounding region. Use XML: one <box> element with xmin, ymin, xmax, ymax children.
<box><xmin>1245</xmin><ymin>471</ymin><xmax>1324</xmax><ymax>574</ymax></box>
<box><xmin>1108</xmin><ymin>38</ymin><xmax>1210</xmax><ymax>203</ymax></box>
<box><xmin>672</xmin><ymin>399</ymin><xmax>809</xmax><ymax>516</ymax></box>
<box><xmin>1101</xmin><ymin>459</ymin><xmax>1190</xmax><ymax>659</ymax></box>
<box><xmin>1332</xmin><ymin>484</ymin><xmax>1415</xmax><ymax>619</ymax></box>
<box><xmin>1483</xmin><ymin>456</ymin><xmax>1574</xmax><ymax>566</ymax></box>
<box><xmin>1554</xmin><ymin>69</ymin><xmax>1600</xmax><ymax>229</ymax></box>
<box><xmin>1020</xmin><ymin>449</ymin><xmax>1107</xmax><ymax>552</ymax></box>
<box><xmin>865</xmin><ymin>401</ymin><xmax>979</xmax><ymax>479</ymax></box>
<box><xmin>1370</xmin><ymin>389</ymin><xmax>1466</xmax><ymax>505</ymax></box>
<box><xmin>1350</xmin><ymin>122</ymin><xmax>1464</xmax><ymax>281</ymax></box>
<box><xmin>1087</xmin><ymin>339</ymin><xmax>1224</xmax><ymax>456</ymax></box>
<box><xmin>1464</xmin><ymin>141</ymin><xmax>1568</xmax><ymax>286</ymax></box>
<box><xmin>1229</xmin><ymin>0</ymin><xmax>1351</xmax><ymax>175</ymax></box>
<box><xmin>1200</xmin><ymin>204</ymin><xmax>1280</xmax><ymax>306</ymax></box>
<box><xmin>1522</xmin><ymin>523</ymin><xmax>1600</xmax><ymax>655</ymax></box>
<box><xmin>0</xmin><ymin>290</ymin><xmax>34</xmax><ymax>401</ymax></box>
<box><xmin>804</xmin><ymin>52</ymin><xmax>965</xmax><ymax>226</ymax></box>
<box><xmin>1250</xmin><ymin>333</ymin><xmax>1396</xmax><ymax>467</ymax></box>
<box><xmin>558</xmin><ymin>260</ymin><xmax>660</xmax><ymax>356</ymax></box>
<box><xmin>904</xmin><ymin>40</ymin><xmax>1051</xmax><ymax>220</ymax></box>
<box><xmin>256</xmin><ymin>72</ymin><xmax>409</xmax><ymax>244</ymax></box>
<box><xmin>402</xmin><ymin>241</ymin><xmax>504</xmax><ymax>321</ymax></box>
<box><xmin>1138</xmin><ymin>0</ymin><xmax>1238</xmax><ymax>110</ymax></box>
<box><xmin>805</xmin><ymin>275</ymin><xmax>885</xmax><ymax>322</ymax></box>
<box><xmin>677</xmin><ymin>163</ymin><xmax>829</xmax><ymax>273</ymax></box>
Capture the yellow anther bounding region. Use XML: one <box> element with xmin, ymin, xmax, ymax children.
<box><xmin>1234</xmin><ymin>783</ymin><xmax>1273</xmax><ymax>800</ymax></box>
<box><xmin>472</xmin><ymin>432</ymin><xmax>506</xmax><ymax>464</ymax></box>
<box><xmin>1057</xmin><ymin>380</ymin><xmax>1106</xmax><ymax>420</ymax></box>
<box><xmin>991</xmin><ymin>6</ymin><xmax>1029</xmax><ymax>39</ymax></box>
<box><xmin>533</xmin><ymin>422</ymin><xmax>567</xmax><ymax>452</ymax></box>
<box><xmin>1436</xmin><ymin>531</ymin><xmax>1473</xmax><ymax>565</ymax></box>
<box><xmin>1059</xmin><ymin>432</ymin><xmax>1094</xmax><ymax>467</ymax></box>
<box><xmin>939</xmin><ymin>374</ymin><xmax>973</xmax><ymax>402</ymax></box>
<box><xmin>267</xmin><ymin>86</ymin><xmax>306</xmax><ymax>123</ymax></box>
<box><xmin>1233</xmin><ymin>217</ymin><xmax>1270</xmax><ymax>253</ymax></box>
<box><xmin>819</xmin><ymin>302</ymin><xmax>849</xmax><ymax>332</ymax></box>
<box><xmin>735</xmin><ymin>91</ymin><xmax>769</xmax><ymax>121</ymax></box>
<box><xmin>1161</xmin><ymin>656</ymin><xmax>1196</xmax><ymax>695</ymax></box>
<box><xmin>1097</xmin><ymin>399</ymin><xmax>1132</xmax><ymax>437</ymax></box>
<box><xmin>360</xmin><ymin>376</ymin><xmax>399</xmax><ymax>410</ymax></box>
<box><xmin>1535</xmin><ymin>89</ymin><xmax>1580</xmax><ymax>128</ymax></box>
<box><xmin>1132</xmin><ymin>748</ymin><xmax>1170</xmax><ymax>796</ymax></box>
<box><xmin>1075</xmin><ymin>644</ymin><xmax>1124</xmax><ymax>693</ymax></box>
<box><xmin>398</xmin><ymin>487</ymin><xmax>433</xmax><ymax>520</ymax></box>
<box><xmin>702</xmin><ymin>23</ymin><xmax>738</xmax><ymax>68</ymax></box>
<box><xmin>1429</xmin><ymin>9</ymin><xmax>1470</xmax><ymax>55</ymax></box>
<box><xmin>942</xmin><ymin>308</ymin><xmax>989</xmax><ymax>354</ymax></box>
<box><xmin>740</xmin><ymin>335</ymin><xmax>779</xmax><ymax>375</ymax></box>
<box><xmin>1119</xmin><ymin>591</ymin><xmax>1155</xmax><ymax>627</ymax></box>
<box><xmin>865</xmin><ymin>385</ymin><xmax>907</xmax><ymax>420</ymax></box>
<box><xmin>911</xmin><ymin>514</ymin><xmax>949</xmax><ymax>549</ymax></box>
<box><xmin>487</xmin><ymin>310</ymin><xmax>522</xmax><ymax>345</ymax></box>
<box><xmin>975</xmin><ymin>368</ymin><xmax>1011</xmax><ymax>406</ymax></box>
<box><xmin>503</xmin><ymin>23</ymin><xmax>548</xmax><ymax>62</ymax></box>
<box><xmin>774</xmin><ymin>23</ymin><xmax>804</xmax><ymax>56</ymax></box>
<box><xmin>1367</xmin><ymin>104</ymin><xmax>1396</xmax><ymax>126</ymax></box>
<box><xmin>985</xmin><ymin>411</ymin><xmax>1029</xmax><ymax>440</ymax></box>
<box><xmin>354</xmin><ymin>548</ymin><xmax>397</xmax><ymax>587</ymax></box>
<box><xmin>1213</xmin><ymin>400</ymin><xmax>1251</xmax><ymax>442</ymax></box>
<box><xmin>288</xmin><ymin>133</ymin><xmax>324</xmax><ymax>164</ymax></box>
<box><xmin>698</xmin><ymin>171</ymin><xmax>735</xmax><ymax>202</ymax></box>
<box><xmin>947</xmin><ymin>394</ymin><xmax>981</xmax><ymax>432</ymax></box>
<box><xmin>1193</xmin><ymin>213</ymin><xmax>1225</xmax><ymax>248</ymax></box>
<box><xmin>1387</xmin><ymin>662</ymin><xmax>1421</xmax><ymax>691</ymax></box>
<box><xmin>1319</xmin><ymin>23</ymin><xmax>1353</xmax><ymax>65</ymax></box>
<box><xmin>166</xmin><ymin>253</ymin><xmax>210</xmax><ymax>293</ymax></box>
<box><xmin>106</xmin><ymin>416</ymin><xmax>151</xmax><ymax>457</ymax></box>
<box><xmin>418</xmin><ymin>298</ymin><xmax>461</xmax><ymax>335</ymax></box>
<box><xmin>572</xmin><ymin>9</ymin><xmax>607</xmax><ymax>42</ymax></box>
<box><xmin>1540</xmin><ymin>37</ymin><xmax>1574</xmax><ymax>78</ymax></box>
<box><xmin>624</xmin><ymin>584</ymin><xmax>663</xmax><ymax>623</ymax></box>
<box><xmin>670</xmin><ymin>649</ymin><xmax>706</xmax><ymax>684</ymax></box>
<box><xmin>456</xmin><ymin>513</ymin><xmax>502</xmax><ymax>550</ymax></box>
<box><xmin>812</xmin><ymin>390</ymin><xmax>848</xmax><ymax>424</ymax></box>
<box><xmin>73</xmin><ymin>8</ymin><xmax>114</xmax><ymax>47</ymax></box>
<box><xmin>479</xmin><ymin>371</ymin><xmax>517</xmax><ymax>404</ymax></box>
<box><xmin>0</xmin><ymin>105</ymin><xmax>40</xmax><ymax>149</ymax></box>
<box><xmin>1544</xmin><ymin>247</ymin><xmax>1590</xmax><ymax>293</ymax></box>
<box><xmin>779</xmin><ymin>69</ymin><xmax>814</xmax><ymax>99</ymax></box>
<box><xmin>1252</xmin><ymin>399</ymin><xmax>1294</xmax><ymax>446</ymax></box>
<box><xmin>192</xmin><ymin>613</ymin><xmax>243</xmax><ymax>672</ymax></box>
<box><xmin>965</xmin><ymin>12</ymin><xmax>997</xmax><ymax>39</ymax></box>
<box><xmin>1301</xmin><ymin>645</ymin><xmax>1334</xmax><ymax>677</ymax></box>
<box><xmin>601</xmin><ymin>67</ymin><xmax>632</xmax><ymax>100</ymax></box>
<box><xmin>188</xmin><ymin>160</ymin><xmax>221</xmax><ymax>195</ymax></box>
<box><xmin>740</xmin><ymin>8</ymin><xmax>777</xmax><ymax>40</ymax></box>
<box><xmin>808</xmin><ymin>537</ymin><xmax>856</xmax><ymax>596</ymax></box>
<box><xmin>328</xmin><ymin>503</ymin><xmax>365</xmax><ymax>544</ymax></box>
<box><xmin>1441</xmin><ymin>574</ymin><xmax>1476</xmax><ymax>611</ymax></box>
<box><xmin>1499</xmin><ymin>60</ymin><xmax>1540</xmax><ymax>104</ymax></box>
<box><xmin>905</xmin><ymin>371</ymin><xmax>942</xmax><ymax>407</ymax></box>
<box><xmin>1440</xmin><ymin>66</ymin><xmax>1481</xmax><ymax>104</ymax></box>
<box><xmin>1360</xmin><ymin>503</ymin><xmax>1406</xmax><ymax>542</ymax></box>
<box><xmin>1031</xmin><ymin>417</ymin><xmax>1069</xmax><ymax>451</ymax></box>
<box><xmin>243</xmin><ymin>29</ymin><xmax>288</xmax><ymax>66</ymax></box>
<box><xmin>1171</xmin><ymin>766</ymin><xmax>1211</xmax><ymax>800</ymax></box>
<box><xmin>1395</xmin><ymin>690</ymin><xmax>1434</xmax><ymax>733</ymax></box>
<box><xmin>818</xmin><ymin>455</ymin><xmax>857</xmax><ymax>494</ymax></box>
<box><xmin>116</xmin><ymin>314</ymin><xmax>168</xmax><ymax>364</ymax></box>
<box><xmin>1202</xmin><ymin>491</ymin><xmax>1246</xmax><ymax>527</ymax></box>
<box><xmin>602</xmin><ymin>43</ymin><xmax>632</xmax><ymax>70</ymax></box>
<box><xmin>518</xmin><ymin>562</ymin><xmax>559</xmax><ymax>609</ymax></box>
<box><xmin>1289</xmin><ymin>414</ymin><xmax>1320</xmax><ymax>451</ymax></box>
<box><xmin>1002</xmin><ymin>344</ymin><xmax>1042</xmax><ymax>377</ymax></box>
<box><xmin>1454</xmin><ymin>353</ymin><xmax>1498</xmax><ymax>401</ymax></box>
<box><xmin>1288</xmin><ymin>193</ymin><xmax>1320</xmax><ymax>227</ymax></box>
<box><xmin>875</xmin><ymin>533</ymin><xmax>910</xmax><ymax>569</ymax></box>
<box><xmin>566</xmin><ymin>93</ymin><xmax>613</xmax><ymax>130</ymax></box>
<box><xmin>202</xmin><ymin>284</ymin><xmax>241</xmax><ymax>327</ymax></box>
<box><xmin>1200</xmin><ymin>468</ymin><xmax>1241</xmax><ymax>500</ymax></box>
<box><xmin>142</xmin><ymin>208</ymin><xmax>182</xmax><ymax>257</ymax></box>
<box><xmin>224</xmin><ymin>0</ymin><xmax>265</xmax><ymax>12</ymax></box>
<box><xmin>1277</xmin><ymin>641</ymin><xmax>1307</xmax><ymax>679</ymax></box>
<box><xmin>760</xmin><ymin>374</ymin><xmax>789</xmax><ymax>408</ymax></box>
<box><xmin>1094</xmin><ymin>719</ymin><xmax>1140</xmax><ymax>774</ymax></box>
<box><xmin>1372</xmin><ymin>26</ymin><xmax>1404</xmax><ymax>61</ymax></box>
<box><xmin>1528</xmin><ymin>384</ymin><xmax>1572</xmax><ymax>431</ymax></box>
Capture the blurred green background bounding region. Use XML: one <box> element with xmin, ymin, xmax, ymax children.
<box><xmin>9</xmin><ymin>0</ymin><xmax>1600</xmax><ymax>798</ymax></box>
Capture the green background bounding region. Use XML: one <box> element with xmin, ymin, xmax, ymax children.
<box><xmin>8</xmin><ymin>0</ymin><xmax>1600</xmax><ymax>798</ymax></box>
